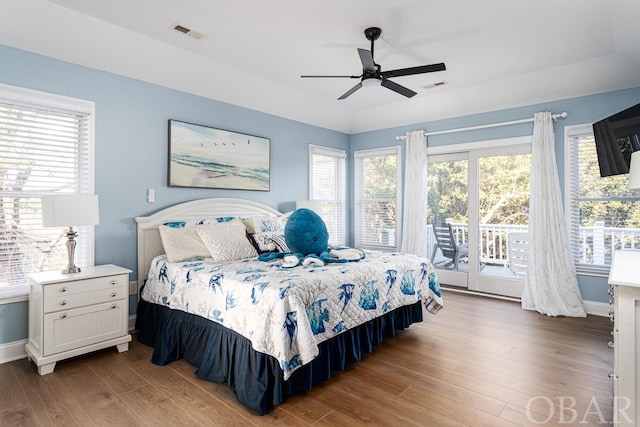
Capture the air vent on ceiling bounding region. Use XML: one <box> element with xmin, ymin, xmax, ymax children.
<box><xmin>422</xmin><ymin>81</ymin><xmax>448</xmax><ymax>90</ymax></box>
<box><xmin>170</xmin><ymin>23</ymin><xmax>207</xmax><ymax>40</ymax></box>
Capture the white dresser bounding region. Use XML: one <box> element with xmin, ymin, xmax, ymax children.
<box><xmin>25</xmin><ymin>264</ymin><xmax>132</xmax><ymax>375</ymax></box>
<box><xmin>609</xmin><ymin>250</ymin><xmax>640</xmax><ymax>426</ymax></box>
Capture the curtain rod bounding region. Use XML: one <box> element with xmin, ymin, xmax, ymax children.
<box><xmin>394</xmin><ymin>111</ymin><xmax>568</xmax><ymax>140</ymax></box>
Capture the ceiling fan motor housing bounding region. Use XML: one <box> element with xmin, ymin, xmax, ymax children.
<box><xmin>364</xmin><ymin>27</ymin><xmax>382</xmax><ymax>41</ymax></box>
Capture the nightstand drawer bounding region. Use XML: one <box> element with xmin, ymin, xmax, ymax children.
<box><xmin>43</xmin><ymin>300</ymin><xmax>128</xmax><ymax>356</ymax></box>
<box><xmin>43</xmin><ymin>274</ymin><xmax>128</xmax><ymax>299</ymax></box>
<box><xmin>44</xmin><ymin>287</ymin><xmax>127</xmax><ymax>313</ymax></box>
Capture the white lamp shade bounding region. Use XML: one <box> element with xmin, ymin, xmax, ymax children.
<box><xmin>42</xmin><ymin>194</ymin><xmax>100</xmax><ymax>227</ymax></box>
<box><xmin>296</xmin><ymin>200</ymin><xmax>324</xmax><ymax>216</ymax></box>
<box><xmin>629</xmin><ymin>151</ymin><xmax>640</xmax><ymax>191</ymax></box>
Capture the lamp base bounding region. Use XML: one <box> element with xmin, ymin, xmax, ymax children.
<box><xmin>62</xmin><ymin>227</ymin><xmax>81</xmax><ymax>275</ymax></box>
<box><xmin>62</xmin><ymin>266</ymin><xmax>81</xmax><ymax>274</ymax></box>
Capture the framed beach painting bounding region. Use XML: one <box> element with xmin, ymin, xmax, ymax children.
<box><xmin>168</xmin><ymin>120</ymin><xmax>270</xmax><ymax>191</ymax></box>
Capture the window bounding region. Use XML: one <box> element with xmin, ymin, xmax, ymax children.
<box><xmin>0</xmin><ymin>84</ymin><xmax>94</xmax><ymax>294</ymax></box>
<box><xmin>566</xmin><ymin>124</ymin><xmax>640</xmax><ymax>274</ymax></box>
<box><xmin>309</xmin><ymin>145</ymin><xmax>346</xmax><ymax>246</ymax></box>
<box><xmin>354</xmin><ymin>146</ymin><xmax>402</xmax><ymax>250</ymax></box>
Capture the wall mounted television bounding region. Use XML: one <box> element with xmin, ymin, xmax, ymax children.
<box><xmin>592</xmin><ymin>102</ymin><xmax>640</xmax><ymax>177</ymax></box>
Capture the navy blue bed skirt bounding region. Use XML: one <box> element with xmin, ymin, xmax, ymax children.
<box><xmin>136</xmin><ymin>298</ymin><xmax>423</xmax><ymax>415</ymax></box>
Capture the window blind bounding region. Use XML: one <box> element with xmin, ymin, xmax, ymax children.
<box><xmin>354</xmin><ymin>146</ymin><xmax>401</xmax><ymax>250</ymax></box>
<box><xmin>0</xmin><ymin>88</ymin><xmax>94</xmax><ymax>288</ymax></box>
<box><xmin>309</xmin><ymin>145</ymin><xmax>346</xmax><ymax>246</ymax></box>
<box><xmin>567</xmin><ymin>125</ymin><xmax>640</xmax><ymax>273</ymax></box>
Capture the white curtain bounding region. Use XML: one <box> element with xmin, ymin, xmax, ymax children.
<box><xmin>522</xmin><ymin>112</ymin><xmax>586</xmax><ymax>317</ymax></box>
<box><xmin>400</xmin><ymin>130</ymin><xmax>429</xmax><ymax>255</ymax></box>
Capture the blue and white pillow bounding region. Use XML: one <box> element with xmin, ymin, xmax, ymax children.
<box><xmin>163</xmin><ymin>216</ymin><xmax>236</xmax><ymax>229</ymax></box>
<box><xmin>249</xmin><ymin>212</ymin><xmax>291</xmax><ymax>233</ymax></box>
<box><xmin>251</xmin><ymin>232</ymin><xmax>290</xmax><ymax>253</ymax></box>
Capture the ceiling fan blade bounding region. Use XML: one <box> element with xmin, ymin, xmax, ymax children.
<box><xmin>338</xmin><ymin>82</ymin><xmax>363</xmax><ymax>100</ymax></box>
<box><xmin>381</xmin><ymin>79</ymin><xmax>417</xmax><ymax>98</ymax></box>
<box><xmin>381</xmin><ymin>63</ymin><xmax>446</xmax><ymax>78</ymax></box>
<box><xmin>301</xmin><ymin>75</ymin><xmax>360</xmax><ymax>78</ymax></box>
<box><xmin>357</xmin><ymin>48</ymin><xmax>376</xmax><ymax>72</ymax></box>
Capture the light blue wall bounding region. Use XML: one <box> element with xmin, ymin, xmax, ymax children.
<box><xmin>0</xmin><ymin>303</ymin><xmax>28</xmax><ymax>343</ymax></box>
<box><xmin>0</xmin><ymin>45</ymin><xmax>349</xmax><ymax>345</ymax></box>
<box><xmin>349</xmin><ymin>86</ymin><xmax>640</xmax><ymax>305</ymax></box>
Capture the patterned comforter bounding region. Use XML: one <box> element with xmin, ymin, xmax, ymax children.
<box><xmin>141</xmin><ymin>250</ymin><xmax>443</xmax><ymax>379</ymax></box>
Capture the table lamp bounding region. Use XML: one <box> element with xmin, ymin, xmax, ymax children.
<box><xmin>295</xmin><ymin>200</ymin><xmax>324</xmax><ymax>216</ymax></box>
<box><xmin>42</xmin><ymin>194</ymin><xmax>99</xmax><ymax>274</ymax></box>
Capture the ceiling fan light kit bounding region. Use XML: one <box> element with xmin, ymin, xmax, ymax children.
<box><xmin>361</xmin><ymin>77</ymin><xmax>381</xmax><ymax>87</ymax></box>
<box><xmin>301</xmin><ymin>27</ymin><xmax>446</xmax><ymax>100</ymax></box>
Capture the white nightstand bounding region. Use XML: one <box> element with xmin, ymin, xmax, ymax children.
<box><xmin>25</xmin><ymin>264</ymin><xmax>132</xmax><ymax>375</ymax></box>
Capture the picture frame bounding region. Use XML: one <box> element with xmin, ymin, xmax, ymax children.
<box><xmin>168</xmin><ymin>119</ymin><xmax>270</xmax><ymax>191</ymax></box>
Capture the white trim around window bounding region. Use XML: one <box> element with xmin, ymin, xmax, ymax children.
<box><xmin>354</xmin><ymin>145</ymin><xmax>402</xmax><ymax>250</ymax></box>
<box><xmin>308</xmin><ymin>144</ymin><xmax>346</xmax><ymax>246</ymax></box>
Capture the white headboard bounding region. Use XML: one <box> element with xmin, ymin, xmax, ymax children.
<box><xmin>135</xmin><ymin>198</ymin><xmax>281</xmax><ymax>289</ymax></box>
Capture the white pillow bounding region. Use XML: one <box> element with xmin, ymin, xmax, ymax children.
<box><xmin>158</xmin><ymin>225</ymin><xmax>210</xmax><ymax>263</ymax></box>
<box><xmin>196</xmin><ymin>219</ymin><xmax>258</xmax><ymax>262</ymax></box>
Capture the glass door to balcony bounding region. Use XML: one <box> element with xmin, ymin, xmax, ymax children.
<box><xmin>427</xmin><ymin>152</ymin><xmax>469</xmax><ymax>288</ymax></box>
<box><xmin>470</xmin><ymin>146</ymin><xmax>531</xmax><ymax>298</ymax></box>
<box><xmin>427</xmin><ymin>143</ymin><xmax>531</xmax><ymax>298</ymax></box>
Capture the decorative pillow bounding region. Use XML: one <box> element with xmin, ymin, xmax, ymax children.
<box><xmin>164</xmin><ymin>217</ymin><xmax>236</xmax><ymax>229</ymax></box>
<box><xmin>196</xmin><ymin>219</ymin><xmax>258</xmax><ymax>262</ymax></box>
<box><xmin>158</xmin><ymin>225</ymin><xmax>210</xmax><ymax>263</ymax></box>
<box><xmin>250</xmin><ymin>212</ymin><xmax>292</xmax><ymax>233</ymax></box>
<box><xmin>251</xmin><ymin>232</ymin><xmax>290</xmax><ymax>253</ymax></box>
<box><xmin>241</xmin><ymin>218</ymin><xmax>257</xmax><ymax>234</ymax></box>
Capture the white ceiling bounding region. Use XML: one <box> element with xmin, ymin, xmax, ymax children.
<box><xmin>2</xmin><ymin>0</ymin><xmax>640</xmax><ymax>134</ymax></box>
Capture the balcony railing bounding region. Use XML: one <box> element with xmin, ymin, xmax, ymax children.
<box><xmin>428</xmin><ymin>220</ymin><xmax>640</xmax><ymax>267</ymax></box>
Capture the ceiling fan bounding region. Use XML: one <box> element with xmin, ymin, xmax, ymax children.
<box><xmin>301</xmin><ymin>27</ymin><xmax>446</xmax><ymax>100</ymax></box>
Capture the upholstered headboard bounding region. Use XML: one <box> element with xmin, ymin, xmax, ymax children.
<box><xmin>134</xmin><ymin>198</ymin><xmax>281</xmax><ymax>290</ymax></box>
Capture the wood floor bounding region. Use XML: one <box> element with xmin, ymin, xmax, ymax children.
<box><xmin>1</xmin><ymin>291</ymin><xmax>613</xmax><ymax>426</ymax></box>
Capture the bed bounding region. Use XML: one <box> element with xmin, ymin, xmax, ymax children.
<box><xmin>134</xmin><ymin>197</ymin><xmax>443</xmax><ymax>415</ymax></box>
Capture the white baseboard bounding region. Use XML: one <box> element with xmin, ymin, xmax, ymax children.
<box><xmin>583</xmin><ymin>300</ymin><xmax>610</xmax><ymax>317</ymax></box>
<box><xmin>128</xmin><ymin>315</ymin><xmax>136</xmax><ymax>332</ymax></box>
<box><xmin>442</xmin><ymin>287</ymin><xmax>609</xmax><ymax>317</ymax></box>
<box><xmin>0</xmin><ymin>339</ymin><xmax>27</xmax><ymax>364</ymax></box>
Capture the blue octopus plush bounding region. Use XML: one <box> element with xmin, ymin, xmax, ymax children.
<box><xmin>258</xmin><ymin>208</ymin><xmax>364</xmax><ymax>268</ymax></box>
